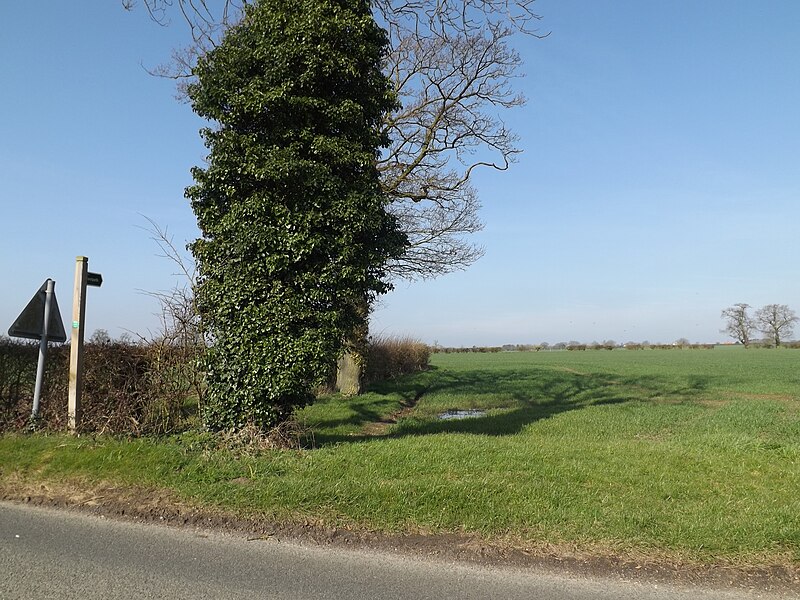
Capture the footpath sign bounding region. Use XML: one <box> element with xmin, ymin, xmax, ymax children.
<box><xmin>69</xmin><ymin>257</ymin><xmax>103</xmax><ymax>432</ymax></box>
<box><xmin>8</xmin><ymin>279</ymin><xmax>66</xmax><ymax>420</ymax></box>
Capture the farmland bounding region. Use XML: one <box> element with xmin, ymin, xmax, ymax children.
<box><xmin>1</xmin><ymin>347</ymin><xmax>799</xmax><ymax>569</ymax></box>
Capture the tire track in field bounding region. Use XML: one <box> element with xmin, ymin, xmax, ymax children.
<box><xmin>360</xmin><ymin>386</ymin><xmax>429</xmax><ymax>436</ymax></box>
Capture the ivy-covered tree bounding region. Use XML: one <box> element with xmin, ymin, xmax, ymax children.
<box><xmin>186</xmin><ymin>0</ymin><xmax>406</xmax><ymax>430</ymax></box>
<box><xmin>128</xmin><ymin>0</ymin><xmax>543</xmax><ymax>280</ymax></box>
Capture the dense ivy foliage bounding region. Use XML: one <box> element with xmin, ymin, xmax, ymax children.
<box><xmin>186</xmin><ymin>0</ymin><xmax>406</xmax><ymax>430</ymax></box>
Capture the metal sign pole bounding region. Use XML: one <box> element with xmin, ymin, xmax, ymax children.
<box><xmin>68</xmin><ymin>257</ymin><xmax>89</xmax><ymax>433</ymax></box>
<box><xmin>31</xmin><ymin>279</ymin><xmax>54</xmax><ymax>420</ymax></box>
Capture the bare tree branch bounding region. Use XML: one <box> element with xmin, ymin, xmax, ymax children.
<box><xmin>138</xmin><ymin>214</ymin><xmax>197</xmax><ymax>284</ymax></box>
<box><xmin>137</xmin><ymin>215</ymin><xmax>207</xmax><ymax>407</ymax></box>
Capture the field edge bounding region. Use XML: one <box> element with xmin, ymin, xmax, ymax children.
<box><xmin>1</xmin><ymin>473</ymin><xmax>798</xmax><ymax>595</ymax></box>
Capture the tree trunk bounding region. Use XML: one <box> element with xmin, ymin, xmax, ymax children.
<box><xmin>335</xmin><ymin>351</ymin><xmax>362</xmax><ymax>396</ymax></box>
<box><xmin>334</xmin><ymin>299</ymin><xmax>369</xmax><ymax>396</ymax></box>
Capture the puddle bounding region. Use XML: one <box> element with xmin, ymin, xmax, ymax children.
<box><xmin>437</xmin><ymin>409</ymin><xmax>486</xmax><ymax>420</ymax></box>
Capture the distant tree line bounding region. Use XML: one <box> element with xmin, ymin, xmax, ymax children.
<box><xmin>721</xmin><ymin>303</ymin><xmax>798</xmax><ymax>348</ymax></box>
<box><xmin>434</xmin><ymin>341</ymin><xmax>724</xmax><ymax>353</ymax></box>
<box><xmin>431</xmin><ymin>307</ymin><xmax>800</xmax><ymax>354</ymax></box>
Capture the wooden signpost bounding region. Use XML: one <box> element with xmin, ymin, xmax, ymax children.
<box><xmin>68</xmin><ymin>256</ymin><xmax>102</xmax><ymax>433</ymax></box>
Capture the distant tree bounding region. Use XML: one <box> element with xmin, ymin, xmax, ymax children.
<box><xmin>89</xmin><ymin>329</ymin><xmax>111</xmax><ymax>345</ymax></box>
<box><xmin>674</xmin><ymin>338</ymin><xmax>690</xmax><ymax>348</ymax></box>
<box><xmin>186</xmin><ymin>0</ymin><xmax>405</xmax><ymax>430</ymax></box>
<box><xmin>117</xmin><ymin>332</ymin><xmax>135</xmax><ymax>345</ymax></box>
<box><xmin>720</xmin><ymin>303</ymin><xmax>754</xmax><ymax>347</ymax></box>
<box><xmin>754</xmin><ymin>304</ymin><xmax>798</xmax><ymax>348</ymax></box>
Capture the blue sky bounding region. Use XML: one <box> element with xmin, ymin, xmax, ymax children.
<box><xmin>2</xmin><ymin>1</ymin><xmax>799</xmax><ymax>347</ymax></box>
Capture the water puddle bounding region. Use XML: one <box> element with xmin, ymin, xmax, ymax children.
<box><xmin>437</xmin><ymin>409</ymin><xmax>486</xmax><ymax>421</ymax></box>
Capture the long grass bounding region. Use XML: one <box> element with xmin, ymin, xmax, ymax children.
<box><xmin>1</xmin><ymin>347</ymin><xmax>799</xmax><ymax>565</ymax></box>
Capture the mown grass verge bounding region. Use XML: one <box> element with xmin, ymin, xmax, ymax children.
<box><xmin>1</xmin><ymin>348</ymin><xmax>799</xmax><ymax>569</ymax></box>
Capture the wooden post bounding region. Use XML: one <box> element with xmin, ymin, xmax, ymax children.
<box><xmin>68</xmin><ymin>256</ymin><xmax>88</xmax><ymax>433</ymax></box>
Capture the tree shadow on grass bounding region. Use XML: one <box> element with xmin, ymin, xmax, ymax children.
<box><xmin>308</xmin><ymin>366</ymin><xmax>716</xmax><ymax>446</ymax></box>
<box><xmin>303</xmin><ymin>395</ymin><xmax>399</xmax><ymax>431</ymax></box>
<box><xmin>386</xmin><ymin>368</ymin><xmax>630</xmax><ymax>438</ymax></box>
<box><xmin>301</xmin><ymin>375</ymin><xmax>432</xmax><ymax>436</ymax></box>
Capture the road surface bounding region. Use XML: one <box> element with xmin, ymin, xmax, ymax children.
<box><xmin>0</xmin><ymin>502</ymin><xmax>791</xmax><ymax>599</ymax></box>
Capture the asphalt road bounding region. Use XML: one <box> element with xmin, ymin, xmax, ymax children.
<box><xmin>0</xmin><ymin>502</ymin><xmax>791</xmax><ymax>600</ymax></box>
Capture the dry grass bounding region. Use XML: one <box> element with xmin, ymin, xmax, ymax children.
<box><xmin>364</xmin><ymin>335</ymin><xmax>430</xmax><ymax>383</ymax></box>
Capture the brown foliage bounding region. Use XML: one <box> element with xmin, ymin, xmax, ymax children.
<box><xmin>364</xmin><ymin>336</ymin><xmax>431</xmax><ymax>384</ymax></box>
<box><xmin>0</xmin><ymin>338</ymin><xmax>199</xmax><ymax>435</ymax></box>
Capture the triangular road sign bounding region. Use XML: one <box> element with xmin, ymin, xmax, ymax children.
<box><xmin>8</xmin><ymin>280</ymin><xmax>67</xmax><ymax>343</ymax></box>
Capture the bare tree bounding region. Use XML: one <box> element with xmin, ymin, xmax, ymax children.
<box><xmin>721</xmin><ymin>303</ymin><xmax>754</xmax><ymax>347</ymax></box>
<box><xmin>376</xmin><ymin>2</ymin><xmax>544</xmax><ymax>278</ymax></box>
<box><xmin>754</xmin><ymin>304</ymin><xmax>798</xmax><ymax>347</ymax></box>
<box><xmin>123</xmin><ymin>0</ymin><xmax>545</xmax><ymax>280</ymax></box>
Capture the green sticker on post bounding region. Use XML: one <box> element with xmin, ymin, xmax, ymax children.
<box><xmin>72</xmin><ymin>321</ymin><xmax>79</xmax><ymax>328</ymax></box>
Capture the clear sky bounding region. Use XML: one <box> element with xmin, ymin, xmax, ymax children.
<box><xmin>2</xmin><ymin>1</ymin><xmax>799</xmax><ymax>347</ymax></box>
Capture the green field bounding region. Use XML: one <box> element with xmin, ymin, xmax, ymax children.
<box><xmin>2</xmin><ymin>347</ymin><xmax>799</xmax><ymax>566</ymax></box>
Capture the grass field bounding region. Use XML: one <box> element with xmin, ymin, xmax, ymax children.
<box><xmin>2</xmin><ymin>347</ymin><xmax>799</xmax><ymax>566</ymax></box>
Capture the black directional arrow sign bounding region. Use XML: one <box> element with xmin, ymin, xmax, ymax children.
<box><xmin>87</xmin><ymin>272</ymin><xmax>103</xmax><ymax>287</ymax></box>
